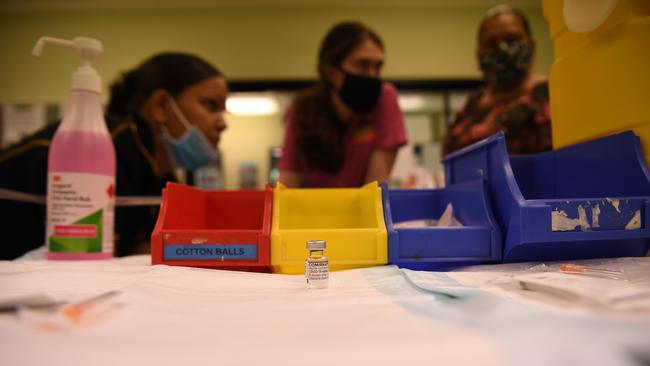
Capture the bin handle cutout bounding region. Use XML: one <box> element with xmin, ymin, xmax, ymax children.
<box><xmin>564</xmin><ymin>0</ymin><xmax>618</xmax><ymax>33</ymax></box>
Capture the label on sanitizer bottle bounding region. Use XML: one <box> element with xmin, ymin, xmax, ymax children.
<box><xmin>46</xmin><ymin>172</ymin><xmax>115</xmax><ymax>254</ymax></box>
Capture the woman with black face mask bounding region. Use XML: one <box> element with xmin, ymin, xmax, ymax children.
<box><xmin>442</xmin><ymin>5</ymin><xmax>552</xmax><ymax>155</ymax></box>
<box><xmin>278</xmin><ymin>21</ymin><xmax>408</xmax><ymax>188</ymax></box>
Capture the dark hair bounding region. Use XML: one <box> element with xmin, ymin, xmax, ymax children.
<box><xmin>317</xmin><ymin>21</ymin><xmax>384</xmax><ymax>84</ymax></box>
<box><xmin>107</xmin><ymin>52</ymin><xmax>222</xmax><ymax>117</ymax></box>
<box><xmin>295</xmin><ymin>21</ymin><xmax>384</xmax><ymax>174</ymax></box>
<box><xmin>478</xmin><ymin>5</ymin><xmax>532</xmax><ymax>39</ymax></box>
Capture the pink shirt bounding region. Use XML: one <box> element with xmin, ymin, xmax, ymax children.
<box><xmin>279</xmin><ymin>83</ymin><xmax>407</xmax><ymax>187</ymax></box>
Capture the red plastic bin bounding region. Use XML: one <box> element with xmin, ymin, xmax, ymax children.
<box><xmin>151</xmin><ymin>182</ymin><xmax>272</xmax><ymax>272</ymax></box>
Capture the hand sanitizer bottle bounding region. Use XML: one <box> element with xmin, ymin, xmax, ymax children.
<box><xmin>305</xmin><ymin>240</ymin><xmax>329</xmax><ymax>289</ymax></box>
<box><xmin>33</xmin><ymin>36</ymin><xmax>116</xmax><ymax>259</ymax></box>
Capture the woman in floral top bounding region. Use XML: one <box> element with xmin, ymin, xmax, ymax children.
<box><xmin>443</xmin><ymin>5</ymin><xmax>552</xmax><ymax>156</ymax></box>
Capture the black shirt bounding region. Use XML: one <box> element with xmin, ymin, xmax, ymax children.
<box><xmin>0</xmin><ymin>113</ymin><xmax>173</xmax><ymax>259</ymax></box>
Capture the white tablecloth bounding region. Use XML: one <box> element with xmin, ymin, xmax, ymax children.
<box><xmin>1</xmin><ymin>254</ymin><xmax>649</xmax><ymax>366</ymax></box>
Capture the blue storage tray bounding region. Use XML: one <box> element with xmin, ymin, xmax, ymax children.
<box><xmin>443</xmin><ymin>131</ymin><xmax>650</xmax><ymax>262</ymax></box>
<box><xmin>382</xmin><ymin>180</ymin><xmax>502</xmax><ymax>270</ymax></box>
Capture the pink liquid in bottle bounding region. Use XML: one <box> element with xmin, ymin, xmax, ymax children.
<box><xmin>46</xmin><ymin>90</ymin><xmax>116</xmax><ymax>260</ymax></box>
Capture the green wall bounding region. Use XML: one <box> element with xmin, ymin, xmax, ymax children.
<box><xmin>0</xmin><ymin>4</ymin><xmax>553</xmax><ymax>189</ymax></box>
<box><xmin>0</xmin><ymin>5</ymin><xmax>552</xmax><ymax>103</ymax></box>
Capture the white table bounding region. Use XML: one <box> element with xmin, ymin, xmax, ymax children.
<box><xmin>1</xmin><ymin>253</ymin><xmax>649</xmax><ymax>366</ymax></box>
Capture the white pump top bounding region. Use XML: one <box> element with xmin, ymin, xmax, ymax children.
<box><xmin>32</xmin><ymin>36</ymin><xmax>103</xmax><ymax>93</ymax></box>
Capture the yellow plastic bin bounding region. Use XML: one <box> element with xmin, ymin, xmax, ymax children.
<box><xmin>270</xmin><ymin>182</ymin><xmax>388</xmax><ymax>274</ymax></box>
<box><xmin>542</xmin><ymin>0</ymin><xmax>650</xmax><ymax>162</ymax></box>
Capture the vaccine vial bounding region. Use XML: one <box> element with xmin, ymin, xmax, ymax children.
<box><xmin>305</xmin><ymin>240</ymin><xmax>329</xmax><ymax>289</ymax></box>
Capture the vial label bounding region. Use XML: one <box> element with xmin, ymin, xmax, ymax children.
<box><xmin>46</xmin><ymin>172</ymin><xmax>115</xmax><ymax>254</ymax></box>
<box><xmin>306</xmin><ymin>259</ymin><xmax>329</xmax><ymax>288</ymax></box>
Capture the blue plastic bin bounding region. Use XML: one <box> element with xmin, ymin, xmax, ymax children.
<box><xmin>443</xmin><ymin>131</ymin><xmax>650</xmax><ymax>262</ymax></box>
<box><xmin>382</xmin><ymin>180</ymin><xmax>502</xmax><ymax>270</ymax></box>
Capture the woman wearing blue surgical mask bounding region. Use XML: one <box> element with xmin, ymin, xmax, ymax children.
<box><xmin>138</xmin><ymin>80</ymin><xmax>227</xmax><ymax>176</ymax></box>
<box><xmin>442</xmin><ymin>5</ymin><xmax>551</xmax><ymax>155</ymax></box>
<box><xmin>279</xmin><ymin>21</ymin><xmax>408</xmax><ymax>188</ymax></box>
<box><xmin>0</xmin><ymin>53</ymin><xmax>227</xmax><ymax>259</ymax></box>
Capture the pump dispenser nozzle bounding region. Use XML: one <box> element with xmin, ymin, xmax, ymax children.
<box><xmin>32</xmin><ymin>36</ymin><xmax>103</xmax><ymax>93</ymax></box>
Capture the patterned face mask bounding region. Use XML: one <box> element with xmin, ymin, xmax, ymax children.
<box><xmin>479</xmin><ymin>40</ymin><xmax>532</xmax><ymax>85</ymax></box>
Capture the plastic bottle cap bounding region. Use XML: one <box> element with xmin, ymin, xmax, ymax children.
<box><xmin>306</xmin><ymin>240</ymin><xmax>326</xmax><ymax>250</ymax></box>
<box><xmin>71</xmin><ymin>65</ymin><xmax>102</xmax><ymax>93</ymax></box>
